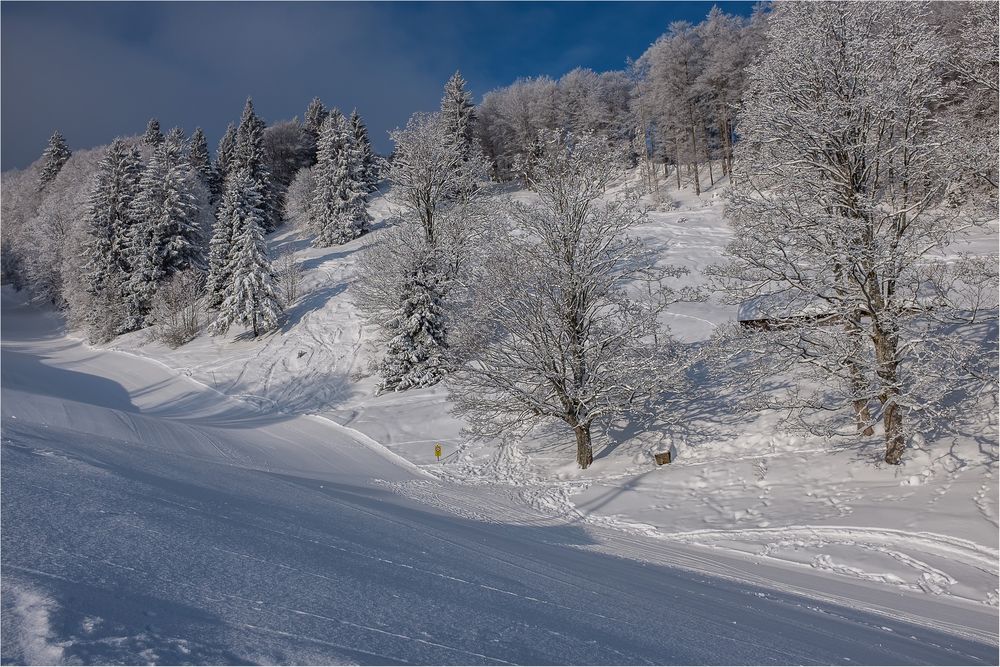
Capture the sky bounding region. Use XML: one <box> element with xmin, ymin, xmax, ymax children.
<box><xmin>1</xmin><ymin>1</ymin><xmax>754</xmax><ymax>171</ymax></box>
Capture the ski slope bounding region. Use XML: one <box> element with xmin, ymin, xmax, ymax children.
<box><xmin>2</xmin><ymin>290</ymin><xmax>998</xmax><ymax>664</ymax></box>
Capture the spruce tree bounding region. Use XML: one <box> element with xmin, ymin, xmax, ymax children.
<box><xmin>214</xmin><ymin>123</ymin><xmax>238</xmax><ymax>199</ymax></box>
<box><xmin>212</xmin><ymin>169</ymin><xmax>281</xmax><ymax>337</ymax></box>
<box><xmin>143</xmin><ymin>118</ymin><xmax>164</xmax><ymax>146</ymax></box>
<box><xmin>233</xmin><ymin>98</ymin><xmax>279</xmax><ymax>231</ymax></box>
<box><xmin>127</xmin><ymin>128</ymin><xmax>202</xmax><ymax>324</ymax></box>
<box><xmin>440</xmin><ymin>71</ymin><xmax>476</xmax><ymax>161</ymax></box>
<box><xmin>189</xmin><ymin>127</ymin><xmax>218</xmax><ymax>194</ymax></box>
<box><xmin>37</xmin><ymin>131</ymin><xmax>72</xmax><ymax>191</ymax></box>
<box><xmin>304</xmin><ymin>97</ymin><xmax>328</xmax><ymax>166</ymax></box>
<box><xmin>378</xmin><ymin>252</ymin><xmax>447</xmax><ymax>391</ymax></box>
<box><xmin>205</xmin><ymin>183</ymin><xmax>237</xmax><ymax>310</ymax></box>
<box><xmin>310</xmin><ymin>110</ymin><xmax>371</xmax><ymax>246</ymax></box>
<box><xmin>81</xmin><ymin>139</ymin><xmax>143</xmax><ymax>338</ymax></box>
<box><xmin>349</xmin><ymin>109</ymin><xmax>379</xmax><ymax>192</ymax></box>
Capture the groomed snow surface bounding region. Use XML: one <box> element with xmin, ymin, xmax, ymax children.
<box><xmin>2</xmin><ymin>172</ymin><xmax>998</xmax><ymax>664</ymax></box>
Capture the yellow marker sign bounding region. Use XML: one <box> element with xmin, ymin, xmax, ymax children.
<box><xmin>434</xmin><ymin>444</ymin><xmax>442</xmax><ymax>461</ymax></box>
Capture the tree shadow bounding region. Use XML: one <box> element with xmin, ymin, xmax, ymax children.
<box><xmin>299</xmin><ymin>248</ymin><xmax>359</xmax><ymax>272</ymax></box>
<box><xmin>280</xmin><ymin>283</ymin><xmax>349</xmax><ymax>332</ymax></box>
<box><xmin>1</xmin><ymin>348</ymin><xmax>137</xmax><ymax>413</ymax></box>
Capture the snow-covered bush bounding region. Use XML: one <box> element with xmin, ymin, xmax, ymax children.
<box><xmin>150</xmin><ymin>269</ymin><xmax>205</xmax><ymax>348</ymax></box>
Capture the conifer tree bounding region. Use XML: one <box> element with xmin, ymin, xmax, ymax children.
<box><xmin>310</xmin><ymin>110</ymin><xmax>371</xmax><ymax>246</ymax></box>
<box><xmin>127</xmin><ymin>128</ymin><xmax>202</xmax><ymax>323</ymax></box>
<box><xmin>212</xmin><ymin>169</ymin><xmax>281</xmax><ymax>337</ymax></box>
<box><xmin>440</xmin><ymin>71</ymin><xmax>476</xmax><ymax>161</ymax></box>
<box><xmin>233</xmin><ymin>98</ymin><xmax>279</xmax><ymax>231</ymax></box>
<box><xmin>378</xmin><ymin>252</ymin><xmax>448</xmax><ymax>392</ymax></box>
<box><xmin>350</xmin><ymin>109</ymin><xmax>379</xmax><ymax>192</ymax></box>
<box><xmin>189</xmin><ymin>127</ymin><xmax>218</xmax><ymax>194</ymax></box>
<box><xmin>304</xmin><ymin>97</ymin><xmax>328</xmax><ymax>166</ymax></box>
<box><xmin>37</xmin><ymin>131</ymin><xmax>72</xmax><ymax>191</ymax></box>
<box><xmin>205</xmin><ymin>183</ymin><xmax>237</xmax><ymax>310</ymax></box>
<box><xmin>81</xmin><ymin>138</ymin><xmax>143</xmax><ymax>339</ymax></box>
<box><xmin>214</xmin><ymin>123</ymin><xmax>238</xmax><ymax>199</ymax></box>
<box><xmin>143</xmin><ymin>118</ymin><xmax>164</xmax><ymax>146</ymax></box>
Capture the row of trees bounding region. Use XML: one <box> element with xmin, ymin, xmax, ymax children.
<box><xmin>474</xmin><ymin>3</ymin><xmax>996</xmax><ymax>203</ymax></box>
<box><xmin>3</xmin><ymin>95</ymin><xmax>381</xmax><ymax>342</ymax></box>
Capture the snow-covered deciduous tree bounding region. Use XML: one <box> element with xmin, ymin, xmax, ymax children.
<box><xmin>389</xmin><ymin>111</ymin><xmax>488</xmax><ymax>245</ymax></box>
<box><xmin>263</xmin><ymin>119</ymin><xmax>313</xmax><ymax>224</ymax></box>
<box><xmin>17</xmin><ymin>146</ymin><xmax>104</xmax><ymax>308</ymax></box>
<box><xmin>212</xmin><ymin>169</ymin><xmax>281</xmax><ymax>337</ymax></box>
<box><xmin>449</xmin><ymin>132</ymin><xmax>689</xmax><ymax>469</ymax></box>
<box><xmin>710</xmin><ymin>2</ymin><xmax>999</xmax><ymax>465</ymax></box>
<box><xmin>143</xmin><ymin>118</ymin><xmax>164</xmax><ymax>146</ymax></box>
<box><xmin>127</xmin><ymin>128</ymin><xmax>204</xmax><ymax>325</ymax></box>
<box><xmin>150</xmin><ymin>268</ymin><xmax>205</xmax><ymax>347</ymax></box>
<box><xmin>80</xmin><ymin>139</ymin><xmax>143</xmax><ymax>340</ymax></box>
<box><xmin>937</xmin><ymin>1</ymin><xmax>999</xmax><ymax>202</ymax></box>
<box><xmin>283</xmin><ymin>166</ymin><xmax>315</xmax><ymax>231</ymax></box>
<box><xmin>272</xmin><ymin>246</ymin><xmax>302</xmax><ymax>308</ymax></box>
<box><xmin>37</xmin><ymin>131</ymin><xmax>72</xmax><ymax>191</ymax></box>
<box><xmin>309</xmin><ymin>110</ymin><xmax>371</xmax><ymax>246</ymax></box>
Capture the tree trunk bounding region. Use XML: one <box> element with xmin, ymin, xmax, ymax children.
<box><xmin>719</xmin><ymin>118</ymin><xmax>729</xmax><ymax>176</ymax></box>
<box><xmin>575</xmin><ymin>423</ymin><xmax>593</xmax><ymax>469</ymax></box>
<box><xmin>689</xmin><ymin>124</ymin><xmax>701</xmax><ymax>196</ymax></box>
<box><xmin>703</xmin><ymin>124</ymin><xmax>714</xmax><ymax>186</ymax></box>
<box><xmin>853</xmin><ymin>399</ymin><xmax>875</xmax><ymax>436</ymax></box>
<box><xmin>674</xmin><ymin>137</ymin><xmax>682</xmax><ymax>189</ymax></box>
<box><xmin>873</xmin><ymin>324</ymin><xmax>904</xmax><ymax>464</ymax></box>
<box><xmin>883</xmin><ymin>401</ymin><xmax>905</xmax><ymax>464</ymax></box>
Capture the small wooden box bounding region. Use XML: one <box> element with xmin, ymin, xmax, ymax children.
<box><xmin>654</xmin><ymin>451</ymin><xmax>672</xmax><ymax>465</ymax></box>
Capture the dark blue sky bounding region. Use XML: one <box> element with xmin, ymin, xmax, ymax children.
<box><xmin>2</xmin><ymin>2</ymin><xmax>753</xmax><ymax>170</ymax></box>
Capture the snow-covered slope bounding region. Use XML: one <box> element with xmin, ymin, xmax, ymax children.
<box><xmin>100</xmin><ymin>170</ymin><xmax>1000</xmax><ymax>620</ymax></box>
<box><xmin>3</xmin><ymin>288</ymin><xmax>999</xmax><ymax>664</ymax></box>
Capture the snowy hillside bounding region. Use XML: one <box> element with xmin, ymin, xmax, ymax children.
<box><xmin>100</xmin><ymin>168</ymin><xmax>1000</xmax><ymax>624</ymax></box>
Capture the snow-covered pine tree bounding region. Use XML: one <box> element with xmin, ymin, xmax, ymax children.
<box><xmin>189</xmin><ymin>127</ymin><xmax>218</xmax><ymax>194</ymax></box>
<box><xmin>80</xmin><ymin>138</ymin><xmax>143</xmax><ymax>339</ymax></box>
<box><xmin>378</xmin><ymin>251</ymin><xmax>447</xmax><ymax>392</ymax></box>
<box><xmin>214</xmin><ymin>123</ymin><xmax>238</xmax><ymax>200</ymax></box>
<box><xmin>127</xmin><ymin>128</ymin><xmax>202</xmax><ymax>324</ymax></box>
<box><xmin>349</xmin><ymin>109</ymin><xmax>379</xmax><ymax>192</ymax></box>
<box><xmin>309</xmin><ymin>110</ymin><xmax>371</xmax><ymax>246</ymax></box>
<box><xmin>440</xmin><ymin>71</ymin><xmax>476</xmax><ymax>162</ymax></box>
<box><xmin>212</xmin><ymin>168</ymin><xmax>281</xmax><ymax>337</ymax></box>
<box><xmin>143</xmin><ymin>118</ymin><xmax>164</xmax><ymax>146</ymax></box>
<box><xmin>205</xmin><ymin>180</ymin><xmax>237</xmax><ymax>310</ymax></box>
<box><xmin>304</xmin><ymin>97</ymin><xmax>328</xmax><ymax>165</ymax></box>
<box><xmin>233</xmin><ymin>98</ymin><xmax>279</xmax><ymax>231</ymax></box>
<box><xmin>37</xmin><ymin>131</ymin><xmax>72</xmax><ymax>191</ymax></box>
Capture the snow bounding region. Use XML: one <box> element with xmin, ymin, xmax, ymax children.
<box><xmin>3</xmin><ymin>167</ymin><xmax>998</xmax><ymax>662</ymax></box>
<box><xmin>107</xmin><ymin>171</ymin><xmax>999</xmax><ymax>614</ymax></box>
